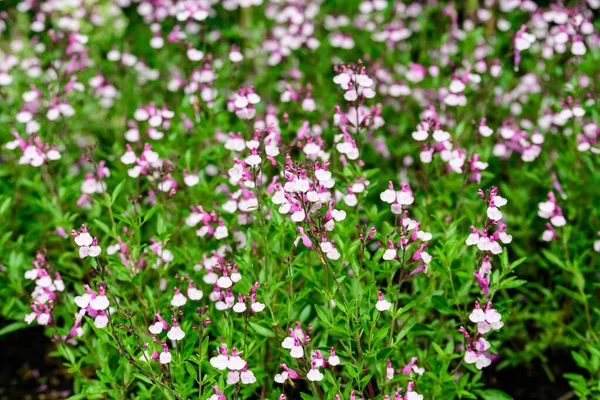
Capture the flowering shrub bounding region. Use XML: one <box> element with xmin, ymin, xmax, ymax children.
<box><xmin>0</xmin><ymin>0</ymin><xmax>599</xmax><ymax>399</ymax></box>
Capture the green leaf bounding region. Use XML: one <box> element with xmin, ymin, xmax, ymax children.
<box><xmin>395</xmin><ymin>319</ymin><xmax>416</xmax><ymax>343</ymax></box>
<box><xmin>0</xmin><ymin>322</ymin><xmax>28</xmax><ymax>336</ymax></box>
<box><xmin>113</xmin><ymin>213</ymin><xmax>132</xmax><ymax>226</ymax></box>
<box><xmin>248</xmin><ymin>321</ymin><xmax>276</xmax><ymax>338</ymax></box>
<box><xmin>571</xmin><ymin>351</ymin><xmax>587</xmax><ymax>368</ymax></box>
<box><xmin>509</xmin><ymin>257</ymin><xmax>527</xmax><ymax>271</ymax></box>
<box><xmin>395</xmin><ymin>301</ymin><xmax>416</xmax><ymax>318</ymax></box>
<box><xmin>376</xmin><ymin>347</ymin><xmax>393</xmax><ymax>362</ymax></box>
<box><xmin>431</xmin><ymin>295</ymin><xmax>454</xmax><ymax>315</ymax></box>
<box><xmin>111</xmin><ymin>179</ymin><xmax>127</xmax><ymax>205</ymax></box>
<box><xmin>142</xmin><ymin>206</ymin><xmax>159</xmax><ymax>225</ymax></box>
<box><xmin>542</xmin><ymin>249</ymin><xmax>566</xmax><ymax>269</ymax></box>
<box><xmin>184</xmin><ymin>362</ymin><xmax>197</xmax><ymax>381</ymax></box>
<box><xmin>0</xmin><ymin>197</ymin><xmax>12</xmax><ymax>217</ymax></box>
<box><xmin>157</xmin><ymin>215</ymin><xmax>165</xmax><ymax>235</ymax></box>
<box><xmin>431</xmin><ymin>342</ymin><xmax>444</xmax><ymax>357</ymax></box>
<box><xmin>499</xmin><ymin>278</ymin><xmax>527</xmax><ymax>290</ymax></box>
<box><xmin>477</xmin><ymin>389</ymin><xmax>513</xmax><ymax>400</ymax></box>
<box><xmin>500</xmin><ymin>250</ymin><xmax>509</xmax><ymax>270</ymax></box>
<box><xmin>315</xmin><ymin>304</ymin><xmax>332</xmax><ymax>326</ymax></box>
<box><xmin>133</xmin><ymin>373</ymin><xmax>153</xmax><ymax>385</ymax></box>
<box><xmin>93</xmin><ymin>218</ymin><xmax>112</xmax><ymax>236</ymax></box>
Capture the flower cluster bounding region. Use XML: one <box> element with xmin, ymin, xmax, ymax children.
<box><xmin>73</xmin><ymin>284</ymin><xmax>111</xmax><ymax>329</ymax></box>
<box><xmin>78</xmin><ymin>160</ymin><xmax>110</xmax><ymax>208</ymax></box>
<box><xmin>5</xmin><ymin>132</ymin><xmax>61</xmax><ymax>167</ymax></box>
<box><xmin>538</xmin><ymin>191</ymin><xmax>566</xmax><ymax>242</ymax></box>
<box><xmin>24</xmin><ymin>253</ymin><xmax>64</xmax><ymax>326</ymax></box>
<box><xmin>71</xmin><ymin>225</ymin><xmax>102</xmax><ymax>259</ymax></box>
<box><xmin>465</xmin><ymin>188</ymin><xmax>512</xmax><ymax>256</ymax></box>
<box><xmin>4</xmin><ymin>0</ymin><xmax>600</xmax><ymax>398</ymax></box>
<box><xmin>279</xmin><ymin>323</ymin><xmax>341</xmax><ymax>383</ymax></box>
<box><xmin>462</xmin><ymin>301</ymin><xmax>504</xmax><ymax>370</ymax></box>
<box><xmin>228</xmin><ymin>87</ymin><xmax>261</xmax><ymax>120</ymax></box>
<box><xmin>210</xmin><ymin>345</ymin><xmax>257</xmax><ymax>385</ymax></box>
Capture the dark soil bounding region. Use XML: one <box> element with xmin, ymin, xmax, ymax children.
<box><xmin>0</xmin><ymin>320</ymin><xmax>72</xmax><ymax>400</ymax></box>
<box><xmin>483</xmin><ymin>351</ymin><xmax>580</xmax><ymax>400</ymax></box>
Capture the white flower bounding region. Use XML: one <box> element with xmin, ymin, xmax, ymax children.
<box><xmin>344</xmin><ymin>90</ymin><xmax>358</xmax><ymax>102</ymax></box>
<box><xmin>412</xmin><ymin>129</ymin><xmax>428</xmax><ymax>141</ymax></box>
<box><xmin>356</xmin><ymin>74</ymin><xmax>373</xmax><ymax>87</ymax></box>
<box><xmin>149</xmin><ymin>322</ymin><xmax>164</xmax><ymax>335</ymax></box>
<box><xmin>227</xmin><ymin>370</ymin><xmax>240</xmax><ymax>385</ymax></box>
<box><xmin>331</xmin><ymin>210</ymin><xmax>346</xmax><ymax>221</ymax></box>
<box><xmin>79</xmin><ymin>244</ymin><xmax>101</xmax><ymax>259</ymax></box>
<box><xmin>466</xmin><ymin>233</ymin><xmax>479</xmax><ymax>246</ymax></box>
<box><xmin>214</xmin><ymin>225</ymin><xmax>229</xmax><ymax>239</ymax></box>
<box><xmin>499</xmin><ymin>232</ymin><xmax>513</xmax><ymax>244</ymax></box>
<box><xmin>571</xmin><ymin>41</ymin><xmax>586</xmax><ymax>56</ymax></box>
<box><xmin>328</xmin><ymin>356</ymin><xmax>340</xmax><ymax>366</ymax></box>
<box><xmin>25</xmin><ymin>312</ymin><xmax>36</xmax><ymax>324</ymax></box>
<box><xmin>231</xmin><ymin>270</ymin><xmax>242</xmax><ymax>282</ymax></box>
<box><xmin>210</xmin><ymin>354</ymin><xmax>229</xmax><ymax>370</ymax></box>
<box><xmin>167</xmin><ymin>326</ymin><xmax>185</xmax><ymax>341</ymax></box>
<box><xmin>171</xmin><ymin>292</ymin><xmax>187</xmax><ymax>307</ymax></box>
<box><xmin>94</xmin><ymin>314</ymin><xmax>108</xmax><ymax>328</ymax></box>
<box><xmin>538</xmin><ymin>201</ymin><xmax>555</xmax><ymax>218</ymax></box>
<box><xmin>383</xmin><ymin>249</ymin><xmax>397</xmax><ymax>261</ymax></box>
<box><xmin>251</xmin><ymin>302</ymin><xmax>265</xmax><ymax>312</ymax></box>
<box><xmin>281</xmin><ymin>337</ymin><xmax>294</xmax><ymax>350</ymax></box>
<box><xmin>464</xmin><ymin>350</ymin><xmax>491</xmax><ymax>370</ymax></box>
<box><xmin>245</xmin><ymin>154</ymin><xmax>262</xmax><ymax>166</ymax></box>
<box><xmin>421</xmin><ymin>252</ymin><xmax>432</xmax><ymax>264</ymax></box>
<box><xmin>469</xmin><ymin>308</ymin><xmax>486</xmax><ymax>323</ymax></box>
<box><xmin>306</xmin><ymin>368</ymin><xmax>324</xmax><ymax>382</ymax></box>
<box><xmin>139</xmin><ymin>350</ymin><xmax>151</xmax><ymax>363</ymax></box>
<box><xmin>485</xmin><ymin>309</ymin><xmax>502</xmax><ymax>323</ymax></box>
<box><xmin>74</xmin><ymin>233</ymin><xmax>93</xmax><ymax>247</ymax></box>
<box><xmin>412</xmin><ymin>365</ymin><xmax>425</xmax><ymax>375</ymax></box>
<box><xmin>376</xmin><ymin>299</ymin><xmax>392</xmax><ymax>312</ymax></box>
<box><xmin>291</xmin><ymin>210</ymin><xmax>306</xmax><ymax>222</ymax></box>
<box><xmin>380</xmin><ymin>189</ymin><xmax>396</xmax><ymax>203</ymax></box>
<box><xmin>37</xmin><ymin>313</ymin><xmax>50</xmax><ymax>325</ymax></box>
<box><xmin>184</xmin><ymin>174</ymin><xmax>199</xmax><ymax>187</ymax></box>
<box><xmin>290</xmin><ymin>345</ymin><xmax>304</xmax><ymax>358</ymax></box>
<box><xmin>74</xmin><ymin>294</ymin><xmax>91</xmax><ymax>309</ymax></box>
<box><xmin>449</xmin><ymin>79</ymin><xmax>466</xmax><ymax>94</ymax></box>
<box><xmin>274</xmin><ymin>371</ymin><xmax>288</xmax><ymax>383</ymax></box>
<box><xmin>229</xmin><ymin>51</ymin><xmax>244</xmax><ymax>63</ymax></box>
<box><xmin>493</xmin><ymin>196</ymin><xmax>508</xmax><ymax>207</ymax></box>
<box><xmin>233</xmin><ymin>302</ymin><xmax>247</xmax><ymax>313</ymax></box>
<box><xmin>551</xmin><ymin>215</ymin><xmax>566</xmax><ymax>227</ymax></box>
<box><xmin>217</xmin><ymin>276</ymin><xmax>233</xmax><ymax>289</ymax></box>
<box><xmin>315</xmin><ymin>170</ymin><xmax>332</xmax><ymax>182</ymax></box>
<box><xmin>417</xmin><ymin>231</ymin><xmax>433</xmax><ymax>241</ymax></box>
<box><xmin>406</xmin><ymin>392</ymin><xmax>424</xmax><ymax>400</ymax></box>
<box><xmin>241</xmin><ymin>370</ymin><xmax>256</xmax><ymax>384</ymax></box>
<box><xmin>227</xmin><ymin>356</ymin><xmax>246</xmax><ymax>371</ymax></box>
<box><xmin>396</xmin><ymin>191</ymin><xmax>414</xmax><ymax>206</ymax></box>
<box><xmin>90</xmin><ymin>295</ymin><xmax>109</xmax><ymax>311</ymax></box>
<box><xmin>486</xmin><ymin>207</ymin><xmax>503</xmax><ymax>221</ymax></box>
<box><xmin>159</xmin><ymin>351</ymin><xmax>172</xmax><ymax>364</ymax></box>
<box><xmin>479</xmin><ymin>125</ymin><xmax>494</xmax><ymax>137</ymax></box>
<box><xmin>188</xmin><ymin>287</ymin><xmax>203</xmax><ymax>300</ymax></box>
<box><xmin>326</xmin><ymin>248</ymin><xmax>341</xmax><ymax>260</ymax></box>
<box><xmin>432</xmin><ymin>129</ymin><xmax>451</xmax><ymax>142</ymax></box>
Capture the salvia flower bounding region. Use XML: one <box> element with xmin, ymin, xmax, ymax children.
<box><xmin>71</xmin><ymin>225</ymin><xmax>101</xmax><ymax>259</ymax></box>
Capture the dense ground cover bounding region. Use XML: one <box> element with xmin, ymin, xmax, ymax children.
<box><xmin>0</xmin><ymin>0</ymin><xmax>599</xmax><ymax>399</ymax></box>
